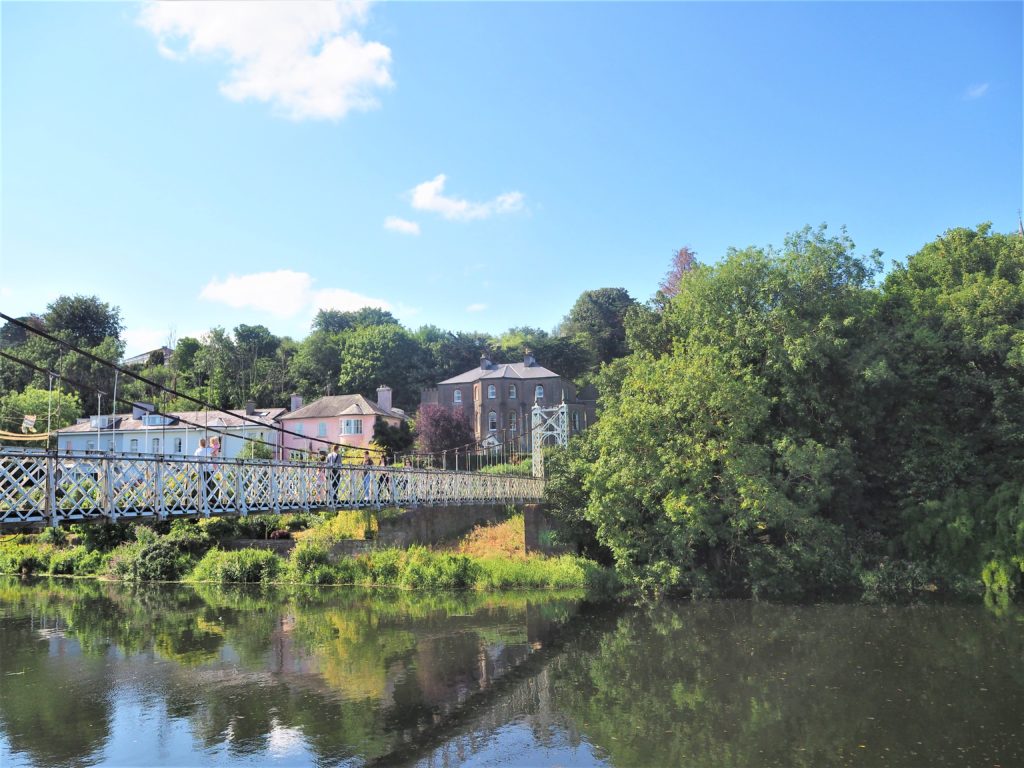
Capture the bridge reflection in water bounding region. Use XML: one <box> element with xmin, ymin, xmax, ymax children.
<box><xmin>0</xmin><ymin>448</ymin><xmax>544</xmax><ymax>528</ymax></box>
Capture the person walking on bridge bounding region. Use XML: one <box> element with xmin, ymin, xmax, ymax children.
<box><xmin>326</xmin><ymin>444</ymin><xmax>341</xmax><ymax>505</ymax></box>
<box><xmin>361</xmin><ymin>450</ymin><xmax>375</xmax><ymax>503</ymax></box>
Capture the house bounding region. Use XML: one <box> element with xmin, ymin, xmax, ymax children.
<box><xmin>420</xmin><ymin>351</ymin><xmax>596</xmax><ymax>449</ymax></box>
<box><xmin>54</xmin><ymin>402</ymin><xmax>287</xmax><ymax>459</ymax></box>
<box><xmin>278</xmin><ymin>387</ymin><xmax>408</xmax><ymax>458</ymax></box>
<box><xmin>123</xmin><ymin>346</ymin><xmax>173</xmax><ymax>368</ymax></box>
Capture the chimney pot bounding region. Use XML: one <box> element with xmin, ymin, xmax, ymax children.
<box><xmin>480</xmin><ymin>352</ymin><xmax>492</xmax><ymax>370</ymax></box>
<box><xmin>523</xmin><ymin>348</ymin><xmax>536</xmax><ymax>367</ymax></box>
<box><xmin>245</xmin><ymin>400</ymin><xmax>256</xmax><ymax>416</ymax></box>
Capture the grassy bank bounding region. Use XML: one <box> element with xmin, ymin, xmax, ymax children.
<box><xmin>0</xmin><ymin>514</ymin><xmax>617</xmax><ymax>595</ymax></box>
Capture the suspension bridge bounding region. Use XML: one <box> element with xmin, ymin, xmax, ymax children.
<box><xmin>0</xmin><ymin>448</ymin><xmax>546</xmax><ymax>528</ymax></box>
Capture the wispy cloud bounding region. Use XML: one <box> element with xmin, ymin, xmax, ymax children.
<box><xmin>383</xmin><ymin>216</ymin><xmax>421</xmax><ymax>235</ymax></box>
<box><xmin>410</xmin><ymin>174</ymin><xmax>524</xmax><ymax>221</ymax></box>
<box><xmin>138</xmin><ymin>1</ymin><xmax>393</xmax><ymax>121</ymax></box>
<box><xmin>466</xmin><ymin>303</ymin><xmax>488</xmax><ymax>313</ymax></box>
<box><xmin>200</xmin><ymin>269</ymin><xmax>391</xmax><ymax>317</ymax></box>
<box><xmin>965</xmin><ymin>82</ymin><xmax>990</xmax><ymax>100</ymax></box>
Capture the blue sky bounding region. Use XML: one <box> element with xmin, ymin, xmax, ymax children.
<box><xmin>2</xmin><ymin>1</ymin><xmax>1021</xmax><ymax>355</ymax></box>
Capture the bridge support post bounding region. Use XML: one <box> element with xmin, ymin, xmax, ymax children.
<box><xmin>45</xmin><ymin>454</ymin><xmax>57</xmax><ymax>528</ymax></box>
<box><xmin>155</xmin><ymin>460</ymin><xmax>166</xmax><ymax>520</ymax></box>
<box><xmin>235</xmin><ymin>462</ymin><xmax>247</xmax><ymax>518</ymax></box>
<box><xmin>101</xmin><ymin>455</ymin><xmax>117</xmax><ymax>522</ymax></box>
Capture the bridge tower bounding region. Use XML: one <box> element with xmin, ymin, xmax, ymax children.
<box><xmin>530</xmin><ymin>403</ymin><xmax>568</xmax><ymax>478</ymax></box>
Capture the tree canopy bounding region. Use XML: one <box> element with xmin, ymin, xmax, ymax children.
<box><xmin>547</xmin><ymin>224</ymin><xmax>1024</xmax><ymax>602</ymax></box>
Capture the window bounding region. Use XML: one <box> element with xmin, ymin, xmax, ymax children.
<box><xmin>487</xmin><ymin>384</ymin><xmax>496</xmax><ymax>399</ymax></box>
<box><xmin>508</xmin><ymin>384</ymin><xmax>517</xmax><ymax>399</ymax></box>
<box><xmin>535</xmin><ymin>384</ymin><xmax>545</xmax><ymax>400</ymax></box>
<box><xmin>86</xmin><ymin>441</ymin><xmax>95</xmax><ymax>451</ymax></box>
<box><xmin>295</xmin><ymin>424</ymin><xmax>304</xmax><ymax>435</ymax></box>
<box><xmin>454</xmin><ymin>389</ymin><xmax>462</xmax><ymax>404</ymax></box>
<box><xmin>508</xmin><ymin>412</ymin><xmax>517</xmax><ymax>433</ymax></box>
<box><xmin>129</xmin><ymin>439</ymin><xmax>139</xmax><ymax>453</ymax></box>
<box><xmin>317</xmin><ymin>422</ymin><xmax>327</xmax><ymax>437</ymax></box>
<box><xmin>152</xmin><ymin>438</ymin><xmax>160</xmax><ymax>453</ymax></box>
<box><xmin>488</xmin><ymin>411</ymin><xmax>498</xmax><ymax>432</ymax></box>
<box><xmin>572</xmin><ymin>412</ymin><xmax>581</xmax><ymax>432</ymax></box>
<box><xmin>174</xmin><ymin>438</ymin><xmax>183</xmax><ymax>453</ymax></box>
<box><xmin>342</xmin><ymin>419</ymin><xmax>363</xmax><ymax>435</ymax></box>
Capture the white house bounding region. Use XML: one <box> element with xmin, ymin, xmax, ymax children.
<box><xmin>54</xmin><ymin>403</ymin><xmax>287</xmax><ymax>459</ymax></box>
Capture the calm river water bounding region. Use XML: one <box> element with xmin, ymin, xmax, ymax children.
<box><xmin>1</xmin><ymin>577</ymin><xmax>1022</xmax><ymax>767</ymax></box>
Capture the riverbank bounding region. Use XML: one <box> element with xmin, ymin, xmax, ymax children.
<box><xmin>0</xmin><ymin>513</ymin><xmax>618</xmax><ymax>595</ymax></box>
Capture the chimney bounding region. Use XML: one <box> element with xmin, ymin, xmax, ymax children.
<box><xmin>245</xmin><ymin>400</ymin><xmax>256</xmax><ymax>416</ymax></box>
<box><xmin>376</xmin><ymin>385</ymin><xmax>392</xmax><ymax>412</ymax></box>
<box><xmin>131</xmin><ymin>402</ymin><xmax>155</xmax><ymax>420</ymax></box>
<box><xmin>523</xmin><ymin>348</ymin><xmax>535</xmax><ymax>367</ymax></box>
<box><xmin>289</xmin><ymin>393</ymin><xmax>303</xmax><ymax>412</ymax></box>
<box><xmin>480</xmin><ymin>352</ymin><xmax>492</xmax><ymax>370</ymax></box>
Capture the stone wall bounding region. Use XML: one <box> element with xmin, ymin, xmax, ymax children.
<box><xmin>376</xmin><ymin>504</ymin><xmax>515</xmax><ymax>548</ymax></box>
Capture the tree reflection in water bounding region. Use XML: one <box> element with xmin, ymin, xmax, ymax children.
<box><xmin>2</xmin><ymin>579</ymin><xmax>1023</xmax><ymax>768</ymax></box>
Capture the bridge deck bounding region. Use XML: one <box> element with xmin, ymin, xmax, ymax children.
<box><xmin>0</xmin><ymin>449</ymin><xmax>544</xmax><ymax>527</ymax></box>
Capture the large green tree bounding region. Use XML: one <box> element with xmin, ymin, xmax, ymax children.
<box><xmin>559</xmin><ymin>287</ymin><xmax>637</xmax><ymax>369</ymax></box>
<box><xmin>578</xmin><ymin>227</ymin><xmax>883</xmax><ymax>598</ymax></box>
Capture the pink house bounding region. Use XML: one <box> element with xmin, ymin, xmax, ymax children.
<box><xmin>278</xmin><ymin>387</ymin><xmax>407</xmax><ymax>459</ymax></box>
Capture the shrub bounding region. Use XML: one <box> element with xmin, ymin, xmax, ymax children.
<box><xmin>73</xmin><ymin>522</ymin><xmax>133</xmax><ymax>552</ymax></box>
<box><xmin>189</xmin><ymin>549</ymin><xmax>281</xmax><ymax>584</ymax></box>
<box><xmin>0</xmin><ymin>543</ymin><xmax>53</xmax><ymax>575</ymax></box>
<box><xmin>287</xmin><ymin>542</ymin><xmax>332</xmax><ymax>582</ymax></box>
<box><xmin>47</xmin><ymin>545</ymin><xmax>104</xmax><ymax>576</ymax></box>
<box><xmin>38</xmin><ymin>526</ymin><xmax>67</xmax><ymax>546</ymax></box>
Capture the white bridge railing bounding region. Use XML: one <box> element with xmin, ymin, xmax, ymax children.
<box><xmin>0</xmin><ymin>448</ymin><xmax>545</xmax><ymax>528</ymax></box>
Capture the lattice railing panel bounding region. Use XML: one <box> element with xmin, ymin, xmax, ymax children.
<box><xmin>0</xmin><ymin>449</ymin><xmax>545</xmax><ymax>526</ymax></box>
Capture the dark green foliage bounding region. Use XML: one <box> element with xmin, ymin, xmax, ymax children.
<box><xmin>553</xmin><ymin>224</ymin><xmax>1024</xmax><ymax>601</ymax></box>
<box><xmin>74</xmin><ymin>522</ymin><xmax>134</xmax><ymax>553</ymax></box>
<box><xmin>373</xmin><ymin>417</ymin><xmax>414</xmax><ymax>456</ymax></box>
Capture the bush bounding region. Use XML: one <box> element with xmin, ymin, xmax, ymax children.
<box><xmin>47</xmin><ymin>545</ymin><xmax>105</xmax><ymax>576</ymax></box>
<box><xmin>38</xmin><ymin>526</ymin><xmax>67</xmax><ymax>546</ymax></box>
<box><xmin>399</xmin><ymin>548</ymin><xmax>479</xmax><ymax>590</ymax></box>
<box><xmin>0</xmin><ymin>543</ymin><xmax>53</xmax><ymax>575</ymax></box>
<box><xmin>73</xmin><ymin>522</ymin><xmax>133</xmax><ymax>552</ymax></box>
<box><xmin>189</xmin><ymin>549</ymin><xmax>281</xmax><ymax>584</ymax></box>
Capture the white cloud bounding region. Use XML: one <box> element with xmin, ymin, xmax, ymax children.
<box><xmin>466</xmin><ymin>303</ymin><xmax>488</xmax><ymax>313</ymax></box>
<box><xmin>311</xmin><ymin>287</ymin><xmax>391</xmax><ymax>313</ymax></box>
<box><xmin>138</xmin><ymin>1</ymin><xmax>393</xmax><ymax>121</ymax></box>
<box><xmin>410</xmin><ymin>174</ymin><xmax>525</xmax><ymax>221</ymax></box>
<box><xmin>383</xmin><ymin>216</ymin><xmax>421</xmax><ymax>235</ymax></box>
<box><xmin>200</xmin><ymin>269</ymin><xmax>391</xmax><ymax>317</ymax></box>
<box><xmin>965</xmin><ymin>83</ymin><xmax>990</xmax><ymax>100</ymax></box>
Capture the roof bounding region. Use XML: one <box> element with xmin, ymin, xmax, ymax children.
<box><xmin>279</xmin><ymin>395</ymin><xmax>408</xmax><ymax>421</ymax></box>
<box><xmin>439</xmin><ymin>361</ymin><xmax>561</xmax><ymax>385</ymax></box>
<box><xmin>55</xmin><ymin>407</ymin><xmax>287</xmax><ymax>434</ymax></box>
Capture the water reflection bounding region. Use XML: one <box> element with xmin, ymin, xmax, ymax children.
<box><xmin>0</xmin><ymin>578</ymin><xmax>586</xmax><ymax>767</ymax></box>
<box><xmin>1</xmin><ymin>579</ymin><xmax>1023</xmax><ymax>767</ymax></box>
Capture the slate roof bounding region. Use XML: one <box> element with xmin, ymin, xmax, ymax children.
<box><xmin>439</xmin><ymin>362</ymin><xmax>560</xmax><ymax>385</ymax></box>
<box><xmin>279</xmin><ymin>395</ymin><xmax>407</xmax><ymax>421</ymax></box>
<box><xmin>55</xmin><ymin>408</ymin><xmax>287</xmax><ymax>434</ymax></box>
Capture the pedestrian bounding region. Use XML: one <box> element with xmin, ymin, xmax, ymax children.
<box><xmin>326</xmin><ymin>444</ymin><xmax>341</xmax><ymax>504</ymax></box>
<box><xmin>210</xmin><ymin>436</ymin><xmax>221</xmax><ymax>458</ymax></box>
<box><xmin>194</xmin><ymin>438</ymin><xmax>216</xmax><ymax>505</ymax></box>
<box><xmin>361</xmin><ymin>450</ymin><xmax>374</xmax><ymax>501</ymax></box>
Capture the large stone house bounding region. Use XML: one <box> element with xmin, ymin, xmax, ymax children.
<box><xmin>421</xmin><ymin>351</ymin><xmax>596</xmax><ymax>449</ymax></box>
<box><xmin>279</xmin><ymin>387</ymin><xmax>408</xmax><ymax>458</ymax></box>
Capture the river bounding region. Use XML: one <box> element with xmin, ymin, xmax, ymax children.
<box><xmin>1</xmin><ymin>577</ymin><xmax>1021</xmax><ymax>767</ymax></box>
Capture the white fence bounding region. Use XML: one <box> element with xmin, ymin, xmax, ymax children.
<box><xmin>0</xmin><ymin>448</ymin><xmax>545</xmax><ymax>527</ymax></box>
